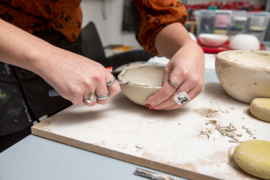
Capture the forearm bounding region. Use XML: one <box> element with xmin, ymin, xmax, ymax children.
<box><xmin>154</xmin><ymin>22</ymin><xmax>202</xmax><ymax>59</ymax></box>
<box><xmin>0</xmin><ymin>19</ymin><xmax>54</xmax><ymax>74</ymax></box>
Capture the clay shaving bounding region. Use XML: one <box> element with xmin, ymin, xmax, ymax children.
<box><xmin>199</xmin><ymin>120</ymin><xmax>257</xmax><ymax>143</ymax></box>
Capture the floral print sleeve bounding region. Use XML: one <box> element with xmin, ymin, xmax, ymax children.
<box><xmin>0</xmin><ymin>0</ymin><xmax>82</xmax><ymax>42</ymax></box>
<box><xmin>134</xmin><ymin>0</ymin><xmax>188</xmax><ymax>56</ymax></box>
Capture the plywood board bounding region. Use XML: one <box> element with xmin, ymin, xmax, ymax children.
<box><xmin>32</xmin><ymin>82</ymin><xmax>270</xmax><ymax>180</ymax></box>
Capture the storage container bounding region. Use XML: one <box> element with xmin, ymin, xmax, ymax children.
<box><xmin>194</xmin><ymin>10</ymin><xmax>270</xmax><ymax>42</ymax></box>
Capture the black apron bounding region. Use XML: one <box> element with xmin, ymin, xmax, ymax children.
<box><xmin>0</xmin><ymin>28</ymin><xmax>82</xmax><ymax>150</ymax></box>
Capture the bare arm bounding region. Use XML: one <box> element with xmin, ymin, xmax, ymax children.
<box><xmin>146</xmin><ymin>22</ymin><xmax>205</xmax><ymax>110</ymax></box>
<box><xmin>0</xmin><ymin>19</ymin><xmax>120</xmax><ymax>105</ymax></box>
<box><xmin>0</xmin><ymin>19</ymin><xmax>51</xmax><ymax>71</ymax></box>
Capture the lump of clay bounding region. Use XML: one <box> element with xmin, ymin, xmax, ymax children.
<box><xmin>234</xmin><ymin>140</ymin><xmax>270</xmax><ymax>179</ymax></box>
<box><xmin>250</xmin><ymin>98</ymin><xmax>270</xmax><ymax>122</ymax></box>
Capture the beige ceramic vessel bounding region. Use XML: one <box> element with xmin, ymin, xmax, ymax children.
<box><xmin>118</xmin><ymin>64</ymin><xmax>164</xmax><ymax>106</ymax></box>
<box><xmin>216</xmin><ymin>50</ymin><xmax>270</xmax><ymax>104</ymax></box>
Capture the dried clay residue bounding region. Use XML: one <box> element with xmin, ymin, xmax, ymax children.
<box><xmin>33</xmin><ymin>119</ymin><xmax>53</xmax><ymax>133</ymax></box>
<box><xmin>194</xmin><ymin>108</ymin><xmax>223</xmax><ymax>118</ymax></box>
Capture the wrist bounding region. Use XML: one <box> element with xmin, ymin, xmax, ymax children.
<box><xmin>24</xmin><ymin>40</ymin><xmax>55</xmax><ymax>75</ymax></box>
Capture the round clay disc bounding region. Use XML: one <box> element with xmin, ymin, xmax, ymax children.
<box><xmin>234</xmin><ymin>140</ymin><xmax>270</xmax><ymax>179</ymax></box>
<box><xmin>250</xmin><ymin>98</ymin><xmax>270</xmax><ymax>122</ymax></box>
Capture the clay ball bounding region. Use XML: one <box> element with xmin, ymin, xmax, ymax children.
<box><xmin>234</xmin><ymin>140</ymin><xmax>270</xmax><ymax>179</ymax></box>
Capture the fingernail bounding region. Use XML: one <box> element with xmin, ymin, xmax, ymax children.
<box><xmin>106</xmin><ymin>67</ymin><xmax>113</xmax><ymax>70</ymax></box>
<box><xmin>148</xmin><ymin>107</ymin><xmax>155</xmax><ymax>111</ymax></box>
<box><xmin>145</xmin><ymin>103</ymin><xmax>151</xmax><ymax>108</ymax></box>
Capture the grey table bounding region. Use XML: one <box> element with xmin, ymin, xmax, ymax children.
<box><xmin>0</xmin><ymin>69</ymin><xmax>220</xmax><ymax>180</ymax></box>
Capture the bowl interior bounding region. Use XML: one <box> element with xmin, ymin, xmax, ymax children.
<box><xmin>222</xmin><ymin>50</ymin><xmax>270</xmax><ymax>66</ymax></box>
<box><xmin>119</xmin><ymin>65</ymin><xmax>164</xmax><ymax>87</ymax></box>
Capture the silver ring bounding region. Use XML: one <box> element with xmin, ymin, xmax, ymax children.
<box><xmin>168</xmin><ymin>79</ymin><xmax>179</xmax><ymax>89</ymax></box>
<box><xmin>97</xmin><ymin>91</ymin><xmax>109</xmax><ymax>101</ymax></box>
<box><xmin>85</xmin><ymin>94</ymin><xmax>97</xmax><ymax>103</ymax></box>
<box><xmin>107</xmin><ymin>77</ymin><xmax>117</xmax><ymax>87</ymax></box>
<box><xmin>174</xmin><ymin>92</ymin><xmax>190</xmax><ymax>105</ymax></box>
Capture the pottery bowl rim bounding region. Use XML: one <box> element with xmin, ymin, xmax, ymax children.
<box><xmin>118</xmin><ymin>64</ymin><xmax>164</xmax><ymax>89</ymax></box>
<box><xmin>199</xmin><ymin>33</ymin><xmax>228</xmax><ymax>40</ymax></box>
<box><xmin>216</xmin><ymin>50</ymin><xmax>270</xmax><ymax>70</ymax></box>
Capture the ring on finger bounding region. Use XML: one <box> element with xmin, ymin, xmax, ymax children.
<box><xmin>96</xmin><ymin>91</ymin><xmax>109</xmax><ymax>101</ymax></box>
<box><xmin>107</xmin><ymin>77</ymin><xmax>117</xmax><ymax>87</ymax></box>
<box><xmin>174</xmin><ymin>91</ymin><xmax>190</xmax><ymax>105</ymax></box>
<box><xmin>84</xmin><ymin>94</ymin><xmax>97</xmax><ymax>103</ymax></box>
<box><xmin>168</xmin><ymin>79</ymin><xmax>179</xmax><ymax>89</ymax></box>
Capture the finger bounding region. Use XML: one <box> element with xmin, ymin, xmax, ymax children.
<box><xmin>163</xmin><ymin>90</ymin><xmax>200</xmax><ymax>111</ymax></box>
<box><xmin>95</xmin><ymin>72</ymin><xmax>109</xmax><ymax>105</ymax></box>
<box><xmin>105</xmin><ymin>73</ymin><xmax>120</xmax><ymax>98</ymax></box>
<box><xmin>83</xmin><ymin>99</ymin><xmax>96</xmax><ymax>106</ymax></box>
<box><xmin>162</xmin><ymin>81</ymin><xmax>203</xmax><ymax>111</ymax></box>
<box><xmin>107</xmin><ymin>80</ymin><xmax>120</xmax><ymax>98</ymax></box>
<box><xmin>150</xmin><ymin>75</ymin><xmax>204</xmax><ymax>110</ymax></box>
<box><xmin>150</xmin><ymin>79</ymin><xmax>192</xmax><ymax>110</ymax></box>
<box><xmin>146</xmin><ymin>68</ymin><xmax>184</xmax><ymax>106</ymax></box>
<box><xmin>106</xmin><ymin>67</ymin><xmax>113</xmax><ymax>73</ymax></box>
<box><xmin>162</xmin><ymin>65</ymin><xmax>171</xmax><ymax>86</ymax></box>
<box><xmin>83</xmin><ymin>94</ymin><xmax>97</xmax><ymax>107</ymax></box>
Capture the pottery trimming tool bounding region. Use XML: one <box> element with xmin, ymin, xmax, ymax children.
<box><xmin>134</xmin><ymin>168</ymin><xmax>179</xmax><ymax>180</ymax></box>
<box><xmin>118</xmin><ymin>79</ymin><xmax>139</xmax><ymax>85</ymax></box>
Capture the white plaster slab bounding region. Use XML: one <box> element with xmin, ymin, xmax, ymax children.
<box><xmin>32</xmin><ymin>82</ymin><xmax>270</xmax><ymax>180</ymax></box>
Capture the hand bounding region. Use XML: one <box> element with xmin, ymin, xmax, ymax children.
<box><xmin>33</xmin><ymin>47</ymin><xmax>120</xmax><ymax>106</ymax></box>
<box><xmin>0</xmin><ymin>19</ymin><xmax>120</xmax><ymax>106</ymax></box>
<box><xmin>146</xmin><ymin>41</ymin><xmax>205</xmax><ymax>110</ymax></box>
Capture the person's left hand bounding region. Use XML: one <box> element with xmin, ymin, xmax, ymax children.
<box><xmin>145</xmin><ymin>41</ymin><xmax>205</xmax><ymax>111</ymax></box>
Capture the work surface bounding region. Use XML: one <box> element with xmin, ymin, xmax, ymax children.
<box><xmin>32</xmin><ymin>82</ymin><xmax>270</xmax><ymax>180</ymax></box>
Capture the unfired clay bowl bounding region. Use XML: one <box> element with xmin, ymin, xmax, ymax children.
<box><xmin>199</xmin><ymin>34</ymin><xmax>228</xmax><ymax>47</ymax></box>
<box><xmin>216</xmin><ymin>50</ymin><xmax>270</xmax><ymax>103</ymax></box>
<box><xmin>229</xmin><ymin>34</ymin><xmax>260</xmax><ymax>50</ymax></box>
<box><xmin>118</xmin><ymin>64</ymin><xmax>164</xmax><ymax>106</ymax></box>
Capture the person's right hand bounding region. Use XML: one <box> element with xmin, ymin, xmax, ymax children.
<box><xmin>32</xmin><ymin>46</ymin><xmax>120</xmax><ymax>106</ymax></box>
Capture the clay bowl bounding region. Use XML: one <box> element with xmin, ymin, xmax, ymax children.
<box><xmin>216</xmin><ymin>50</ymin><xmax>270</xmax><ymax>103</ymax></box>
<box><xmin>199</xmin><ymin>34</ymin><xmax>228</xmax><ymax>47</ymax></box>
<box><xmin>118</xmin><ymin>64</ymin><xmax>164</xmax><ymax>106</ymax></box>
<box><xmin>229</xmin><ymin>34</ymin><xmax>260</xmax><ymax>50</ymax></box>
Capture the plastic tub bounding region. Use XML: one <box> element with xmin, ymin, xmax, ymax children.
<box><xmin>194</xmin><ymin>10</ymin><xmax>270</xmax><ymax>42</ymax></box>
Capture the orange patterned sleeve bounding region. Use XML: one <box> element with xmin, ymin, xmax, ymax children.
<box><xmin>134</xmin><ymin>0</ymin><xmax>188</xmax><ymax>56</ymax></box>
<box><xmin>0</xmin><ymin>0</ymin><xmax>82</xmax><ymax>42</ymax></box>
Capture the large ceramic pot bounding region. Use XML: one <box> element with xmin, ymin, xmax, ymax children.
<box><xmin>118</xmin><ymin>64</ymin><xmax>164</xmax><ymax>106</ymax></box>
<box><xmin>216</xmin><ymin>50</ymin><xmax>270</xmax><ymax>103</ymax></box>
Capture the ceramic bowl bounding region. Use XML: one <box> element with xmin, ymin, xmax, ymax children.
<box><xmin>118</xmin><ymin>64</ymin><xmax>164</xmax><ymax>106</ymax></box>
<box><xmin>229</xmin><ymin>34</ymin><xmax>260</xmax><ymax>50</ymax></box>
<box><xmin>199</xmin><ymin>34</ymin><xmax>228</xmax><ymax>47</ymax></box>
<box><xmin>216</xmin><ymin>50</ymin><xmax>270</xmax><ymax>103</ymax></box>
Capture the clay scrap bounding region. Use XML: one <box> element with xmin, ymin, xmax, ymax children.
<box><xmin>199</xmin><ymin>120</ymin><xmax>256</xmax><ymax>143</ymax></box>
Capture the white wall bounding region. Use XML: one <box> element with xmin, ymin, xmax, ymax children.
<box><xmin>80</xmin><ymin>0</ymin><xmax>140</xmax><ymax>47</ymax></box>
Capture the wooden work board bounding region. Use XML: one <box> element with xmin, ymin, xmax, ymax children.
<box><xmin>32</xmin><ymin>82</ymin><xmax>270</xmax><ymax>180</ymax></box>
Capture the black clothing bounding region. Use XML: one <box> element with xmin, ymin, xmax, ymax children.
<box><xmin>0</xmin><ymin>28</ymin><xmax>82</xmax><ymax>152</ymax></box>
